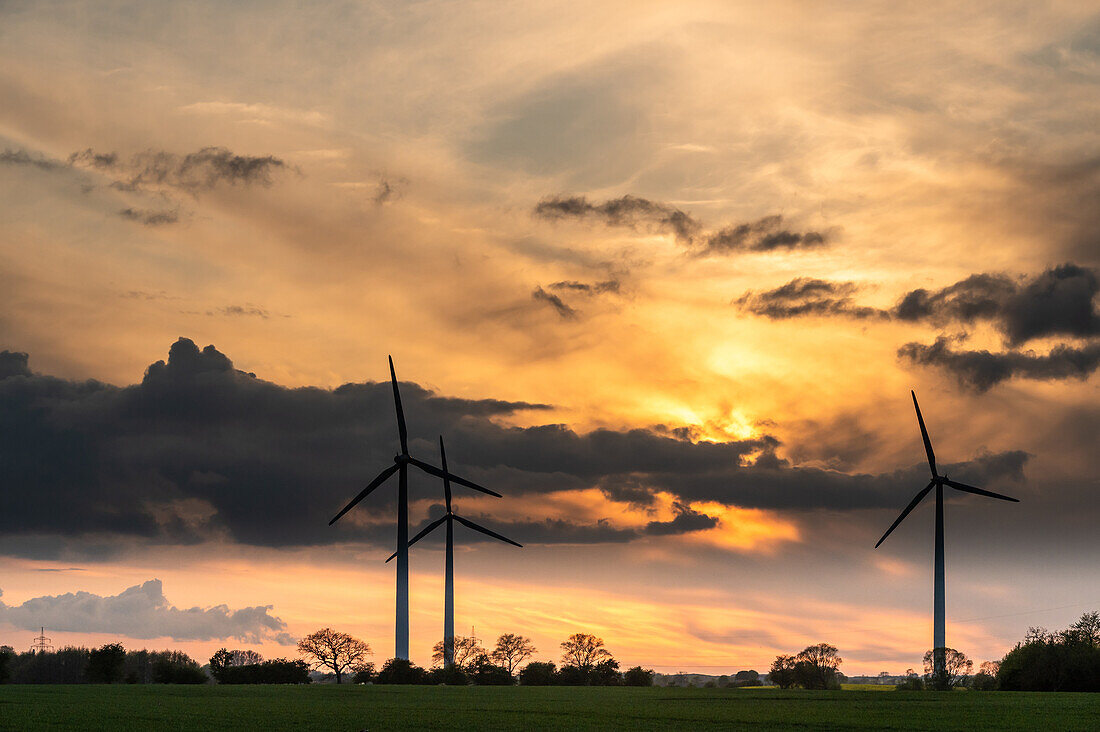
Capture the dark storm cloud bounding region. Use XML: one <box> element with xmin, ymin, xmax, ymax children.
<box><xmin>532</xmin><ymin>286</ymin><xmax>577</xmax><ymax>319</ymax></box>
<box><xmin>0</xmin><ymin>148</ymin><xmax>67</xmax><ymax>171</ymax></box>
<box><xmin>533</xmin><ymin>194</ymin><xmax>826</xmax><ymax>255</ymax></box>
<box><xmin>0</xmin><ymin>579</ymin><xmax>293</xmax><ymax>644</ymax></box>
<box><xmin>117</xmin><ymin>207</ymin><xmax>180</xmax><ymax>226</ymax></box>
<box><xmin>0</xmin><ymin>350</ymin><xmax>31</xmax><ymax>379</ymax></box>
<box><xmin>534</xmin><ymin>194</ymin><xmax>702</xmax><ymax>243</ymax></box>
<box><xmin>895</xmin><ymin>264</ymin><xmax>1100</xmax><ymax>345</ymax></box>
<box><xmin>734</xmin><ymin>278</ymin><xmax>887</xmax><ymax>320</ymax></box>
<box><xmin>898</xmin><ymin>337</ymin><xmax>1100</xmax><ymax>392</ymax></box>
<box><xmin>69</xmin><ymin>147</ymin><xmax>289</xmax><ymax>193</ymax></box>
<box><xmin>0</xmin><ymin>339</ymin><xmax>1029</xmax><ymax>557</ymax></box>
<box><xmin>738</xmin><ymin>265</ymin><xmax>1100</xmax><ymax>345</ymax></box>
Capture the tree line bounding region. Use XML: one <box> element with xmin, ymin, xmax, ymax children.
<box><xmin>0</xmin><ymin>644</ymin><xmax>209</xmax><ymax>684</ymax></box>
<box><xmin>295</xmin><ymin>629</ymin><xmax>655</xmax><ymax>686</ymax></box>
<box><xmin>764</xmin><ymin>611</ymin><xmax>1100</xmax><ymax>692</ymax></box>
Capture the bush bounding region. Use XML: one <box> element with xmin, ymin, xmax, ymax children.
<box><xmin>353</xmin><ymin>663</ymin><xmax>376</xmax><ymax>684</ymax></box>
<box><xmin>426</xmin><ymin>666</ymin><xmax>469</xmax><ymax>685</ymax></box>
<box><xmin>217</xmin><ymin>659</ymin><xmax>311</xmax><ymax>684</ymax></box>
<box><xmin>623</xmin><ymin>666</ymin><xmax>655</xmax><ymax>686</ymax></box>
<box><xmin>519</xmin><ymin>661</ymin><xmax>557</xmax><ymax>686</ymax></box>
<box><xmin>468</xmin><ymin>657</ymin><xmax>514</xmax><ymax>686</ymax></box>
<box><xmin>556</xmin><ymin>664</ymin><xmax>590</xmax><ymax>686</ymax></box>
<box><xmin>152</xmin><ymin>652</ymin><xmax>206</xmax><ymax>684</ymax></box>
<box><xmin>970</xmin><ymin>671</ymin><xmax>997</xmax><ymax>691</ymax></box>
<box><xmin>375</xmin><ymin>658</ymin><xmax>428</xmax><ymax>685</ymax></box>
<box><xmin>590</xmin><ymin>658</ymin><xmax>622</xmax><ymax>686</ymax></box>
<box><xmin>895</xmin><ymin>676</ymin><xmax>925</xmax><ymax>691</ymax></box>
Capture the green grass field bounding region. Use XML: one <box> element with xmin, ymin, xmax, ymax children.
<box><xmin>1</xmin><ymin>685</ymin><xmax>1097</xmax><ymax>731</ymax></box>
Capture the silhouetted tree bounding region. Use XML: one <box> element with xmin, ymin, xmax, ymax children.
<box><xmin>998</xmin><ymin>612</ymin><xmax>1100</xmax><ymax>692</ymax></box>
<box><xmin>923</xmin><ymin>647</ymin><xmax>971</xmax><ymax>690</ymax></box>
<box><xmin>590</xmin><ymin>658</ymin><xmax>622</xmax><ymax>686</ymax></box>
<box><xmin>297</xmin><ymin>628</ymin><xmax>371</xmax><ymax>684</ymax></box>
<box><xmin>352</xmin><ymin>663</ymin><xmax>375</xmax><ymax>684</ymax></box>
<box><xmin>560</xmin><ymin>633</ymin><xmax>612</xmax><ymax>669</ymax></box>
<box><xmin>426</xmin><ymin>665</ymin><xmax>468</xmax><ymax>685</ymax></box>
<box><xmin>430</xmin><ymin>636</ymin><xmax>484</xmax><ymax>670</ymax></box>
<box><xmin>152</xmin><ymin>651</ymin><xmax>205</xmax><ymax>684</ymax></box>
<box><xmin>490</xmin><ymin>634</ymin><xmax>537</xmax><ymax>675</ymax></box>
<box><xmin>734</xmin><ymin>670</ymin><xmax>760</xmax><ymax>687</ymax></box>
<box><xmin>518</xmin><ymin>661</ymin><xmax>557</xmax><ymax>686</ymax></box>
<box><xmin>375</xmin><ymin>658</ymin><xmax>428</xmax><ymax>684</ymax></box>
<box><xmin>792</xmin><ymin>643</ymin><xmax>843</xmax><ymax>690</ymax></box>
<box><xmin>87</xmin><ymin>643</ymin><xmax>127</xmax><ymax>684</ymax></box>
<box><xmin>468</xmin><ymin>655</ymin><xmax>515</xmax><ymax>685</ymax></box>
<box><xmin>971</xmin><ymin>661</ymin><xmax>999</xmax><ymax>691</ymax></box>
<box><xmin>0</xmin><ymin>645</ymin><xmax>13</xmax><ymax>684</ymax></box>
<box><xmin>623</xmin><ymin>665</ymin><xmax>654</xmax><ymax>686</ymax></box>
<box><xmin>768</xmin><ymin>654</ymin><xmax>797</xmax><ymax>689</ymax></box>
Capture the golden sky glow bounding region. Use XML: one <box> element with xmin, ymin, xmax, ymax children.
<box><xmin>1</xmin><ymin>1</ymin><xmax>1099</xmax><ymax>675</ymax></box>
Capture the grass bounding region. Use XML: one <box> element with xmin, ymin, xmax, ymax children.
<box><xmin>1</xmin><ymin>684</ymin><xmax>1098</xmax><ymax>731</ymax></box>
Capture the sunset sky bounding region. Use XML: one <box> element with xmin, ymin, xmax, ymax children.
<box><xmin>2</xmin><ymin>1</ymin><xmax>1099</xmax><ymax>676</ymax></box>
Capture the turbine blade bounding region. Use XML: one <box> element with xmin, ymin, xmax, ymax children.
<box><xmin>912</xmin><ymin>391</ymin><xmax>937</xmax><ymax>477</ymax></box>
<box><xmin>439</xmin><ymin>435</ymin><xmax>452</xmax><ymax>513</ymax></box>
<box><xmin>453</xmin><ymin>514</ymin><xmax>523</xmax><ymax>547</ymax></box>
<box><xmin>329</xmin><ymin>464</ymin><xmax>400</xmax><ymax>525</ymax></box>
<box><xmin>943</xmin><ymin>478</ymin><xmax>1019</xmax><ymax>502</ymax></box>
<box><xmin>389</xmin><ymin>356</ymin><xmax>408</xmax><ymax>455</ymax></box>
<box><xmin>384</xmin><ymin>515</ymin><xmax>448</xmax><ymax>562</ymax></box>
<box><xmin>408</xmin><ymin>457</ymin><xmax>502</xmax><ymax>497</ymax></box>
<box><xmin>875</xmin><ymin>480</ymin><xmax>935</xmax><ymax>548</ymax></box>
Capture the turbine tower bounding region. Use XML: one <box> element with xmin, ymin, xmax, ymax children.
<box><xmin>875</xmin><ymin>390</ymin><xmax>1019</xmax><ymax>683</ymax></box>
<box><xmin>329</xmin><ymin>357</ymin><xmax>501</xmax><ymax>660</ymax></box>
<box><xmin>387</xmin><ymin>436</ymin><xmax>521</xmax><ymax>668</ymax></box>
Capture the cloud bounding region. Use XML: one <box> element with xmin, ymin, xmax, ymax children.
<box><xmin>534</xmin><ymin>194</ymin><xmax>701</xmax><ymax>243</ymax></box>
<box><xmin>702</xmin><ymin>215</ymin><xmax>827</xmax><ymax>254</ymax></box>
<box><xmin>549</xmin><ymin>279</ymin><xmax>621</xmax><ymax>295</ymax></box>
<box><xmin>69</xmin><ymin>147</ymin><xmax>289</xmax><ymax>194</ymax></box>
<box><xmin>0</xmin><ymin>339</ymin><xmax>1029</xmax><ymax>557</ymax></box>
<box><xmin>898</xmin><ymin>337</ymin><xmax>1100</xmax><ymax>392</ymax></box>
<box><xmin>0</xmin><ymin>579</ymin><xmax>293</xmax><ymax>644</ymax></box>
<box><xmin>735</xmin><ymin>278</ymin><xmax>887</xmax><ymax>320</ymax></box>
<box><xmin>643</xmin><ymin>501</ymin><xmax>719</xmax><ymax>535</ymax></box>
<box><xmin>737</xmin><ymin>265</ymin><xmax>1100</xmax><ymax>343</ymax></box>
<box><xmin>209</xmin><ymin>305</ymin><xmax>271</xmax><ymax>319</ymax></box>
<box><xmin>895</xmin><ymin>264</ymin><xmax>1100</xmax><ymax>345</ymax></box>
<box><xmin>532</xmin><ymin>286</ymin><xmax>577</xmax><ymax>319</ymax></box>
<box><xmin>117</xmin><ymin>207</ymin><xmax>180</xmax><ymax>226</ymax></box>
<box><xmin>0</xmin><ymin>149</ymin><xmax>67</xmax><ymax>172</ymax></box>
<box><xmin>0</xmin><ymin>350</ymin><xmax>31</xmax><ymax>379</ymax></box>
<box><xmin>533</xmin><ymin>194</ymin><xmax>826</xmax><ymax>256</ymax></box>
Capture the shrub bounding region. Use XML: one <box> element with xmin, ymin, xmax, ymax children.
<box><xmin>469</xmin><ymin>657</ymin><xmax>514</xmax><ymax>686</ymax></box>
<box><xmin>217</xmin><ymin>659</ymin><xmax>311</xmax><ymax>684</ymax></box>
<box><xmin>590</xmin><ymin>658</ymin><xmax>622</xmax><ymax>686</ymax></box>
<box><xmin>375</xmin><ymin>658</ymin><xmax>428</xmax><ymax>685</ymax></box>
<box><xmin>353</xmin><ymin>663</ymin><xmax>376</xmax><ymax>684</ymax></box>
<box><xmin>519</xmin><ymin>661</ymin><xmax>557</xmax><ymax>686</ymax></box>
<box><xmin>426</xmin><ymin>665</ymin><xmax>469</xmax><ymax>685</ymax></box>
<box><xmin>623</xmin><ymin>666</ymin><xmax>655</xmax><ymax>686</ymax></box>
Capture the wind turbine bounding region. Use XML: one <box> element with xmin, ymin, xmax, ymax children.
<box><xmin>875</xmin><ymin>390</ymin><xmax>1019</xmax><ymax>682</ymax></box>
<box><xmin>387</xmin><ymin>436</ymin><xmax>521</xmax><ymax>668</ymax></box>
<box><xmin>329</xmin><ymin>357</ymin><xmax>502</xmax><ymax>660</ymax></box>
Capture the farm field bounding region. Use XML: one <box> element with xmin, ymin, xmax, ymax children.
<box><xmin>1</xmin><ymin>685</ymin><xmax>1098</xmax><ymax>731</ymax></box>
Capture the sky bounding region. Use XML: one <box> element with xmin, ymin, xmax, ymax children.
<box><xmin>1</xmin><ymin>0</ymin><xmax>1099</xmax><ymax>676</ymax></box>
